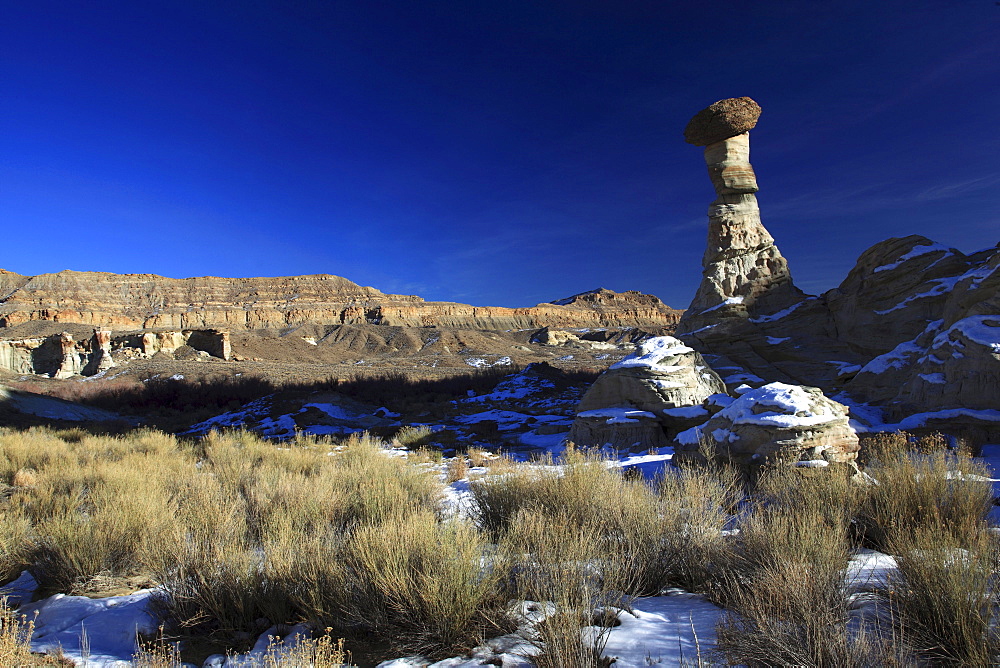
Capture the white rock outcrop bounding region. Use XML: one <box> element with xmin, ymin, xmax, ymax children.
<box><xmin>569</xmin><ymin>336</ymin><xmax>726</xmax><ymax>451</ymax></box>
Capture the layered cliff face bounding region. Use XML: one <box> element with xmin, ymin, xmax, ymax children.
<box><xmin>0</xmin><ymin>271</ymin><xmax>682</xmax><ymax>332</ymax></box>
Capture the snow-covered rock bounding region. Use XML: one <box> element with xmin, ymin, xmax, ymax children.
<box><xmin>568</xmin><ymin>336</ymin><xmax>726</xmax><ymax>451</ymax></box>
<box><xmin>674</xmin><ymin>382</ymin><xmax>859</xmax><ymax>471</ymax></box>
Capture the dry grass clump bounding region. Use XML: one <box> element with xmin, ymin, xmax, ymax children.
<box><xmin>467</xmin><ymin>448</ymin><xmax>492</xmax><ymax>468</ymax></box>
<box><xmin>393</xmin><ymin>424</ymin><xmax>435</xmax><ymax>449</ymax></box>
<box><xmin>159</xmin><ymin>431</ymin><xmax>443</xmax><ymax>639</ymax></box>
<box><xmin>0</xmin><ymin>602</ymin><xmax>72</xmax><ymax>667</ymax></box>
<box><xmin>713</xmin><ymin>466</ymin><xmax>877</xmax><ymax>666</ymax></box>
<box><xmin>471</xmin><ymin>446</ymin><xmax>736</xmax><ymax>597</ymax></box>
<box><xmin>883</xmin><ymin>528</ymin><xmax>1000</xmax><ymax>666</ymax></box>
<box><xmin>344</xmin><ymin>511</ymin><xmax>509</xmax><ymax>656</ymax></box>
<box><xmin>446</xmin><ymin>455</ymin><xmax>468</xmax><ymax>482</ymax></box>
<box><xmin>857</xmin><ymin>433</ymin><xmax>993</xmax><ymax>551</ymax></box>
<box><xmin>502</xmin><ymin>509</ymin><xmax>616</xmax><ymax>668</ymax></box>
<box><xmin>0</xmin><ymin>602</ymin><xmax>36</xmax><ymax>666</ymax></box>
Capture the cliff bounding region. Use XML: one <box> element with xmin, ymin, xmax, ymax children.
<box><xmin>0</xmin><ymin>271</ymin><xmax>682</xmax><ymax>332</ymax></box>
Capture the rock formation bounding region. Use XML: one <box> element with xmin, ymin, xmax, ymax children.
<box><xmin>670</xmin><ymin>96</ymin><xmax>1000</xmax><ymax>440</ymax></box>
<box><xmin>677</xmin><ymin>97</ymin><xmax>804</xmax><ymax>335</ymax></box>
<box><xmin>674</xmin><ymin>382</ymin><xmax>860</xmax><ymax>471</ymax></box>
<box><xmin>568</xmin><ymin>336</ymin><xmax>727</xmax><ymax>451</ymax></box>
<box><xmin>83</xmin><ymin>329</ymin><xmax>115</xmax><ymax>375</ymax></box>
<box><xmin>0</xmin><ymin>271</ymin><xmax>682</xmax><ymax>333</ymax></box>
<box><xmin>0</xmin><ymin>327</ymin><xmax>231</xmax><ymax>377</ymax></box>
<box><xmin>845</xmin><ymin>242</ymin><xmax>1000</xmax><ymax>426</ymax></box>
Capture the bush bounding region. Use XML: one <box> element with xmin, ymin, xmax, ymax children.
<box><xmin>713</xmin><ymin>468</ymin><xmax>872</xmax><ymax>666</ymax></box>
<box><xmin>857</xmin><ymin>441</ymin><xmax>993</xmax><ymax>550</ymax></box>
<box><xmin>343</xmin><ymin>511</ymin><xmax>510</xmax><ymax>657</ymax></box>
<box><xmin>501</xmin><ymin>508</ymin><xmax>616</xmax><ymax>668</ymax></box>
<box><xmin>884</xmin><ymin>527</ymin><xmax>1000</xmax><ymax>666</ymax></box>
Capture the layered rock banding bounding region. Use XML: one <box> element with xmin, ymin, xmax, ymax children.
<box><xmin>568</xmin><ymin>336</ymin><xmax>727</xmax><ymax>451</ymax></box>
<box><xmin>677</xmin><ymin>97</ymin><xmax>804</xmax><ymax>336</ymax></box>
<box><xmin>0</xmin><ymin>272</ymin><xmax>682</xmax><ymax>332</ymax></box>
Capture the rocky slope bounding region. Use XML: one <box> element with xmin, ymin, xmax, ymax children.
<box><xmin>0</xmin><ymin>270</ymin><xmax>682</xmax><ymax>332</ymax></box>
<box><xmin>575</xmin><ymin>96</ymin><xmax>1000</xmax><ymax>459</ymax></box>
<box><xmin>671</xmin><ymin>98</ymin><xmax>1000</xmax><ymax>435</ymax></box>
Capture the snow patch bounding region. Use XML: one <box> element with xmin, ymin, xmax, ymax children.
<box><xmin>717</xmin><ymin>382</ymin><xmax>842</xmax><ymax>428</ymax></box>
<box><xmin>873</xmin><ymin>241</ymin><xmax>950</xmax><ymax>273</ymax></box>
<box><xmin>748</xmin><ymin>298</ymin><xmax>814</xmax><ymax>323</ymax></box>
<box><xmin>578</xmin><ymin>408</ymin><xmax>658</xmax><ymax>424</ymax></box>
<box><xmin>610</xmin><ymin>336</ymin><xmax>694</xmax><ymax>371</ymax></box>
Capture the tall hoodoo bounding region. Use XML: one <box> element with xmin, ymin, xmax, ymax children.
<box><xmin>677</xmin><ymin>97</ymin><xmax>803</xmax><ymax>335</ymax></box>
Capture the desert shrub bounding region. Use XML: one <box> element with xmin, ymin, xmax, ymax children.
<box><xmin>159</xmin><ymin>431</ymin><xmax>442</xmax><ymax>638</ymax></box>
<box><xmin>857</xmin><ymin>443</ymin><xmax>993</xmax><ymax>550</ymax></box>
<box><xmin>883</xmin><ymin>527</ymin><xmax>1000</xmax><ymax>666</ymax></box>
<box><xmin>501</xmin><ymin>508</ymin><xmax>617</xmax><ymax>668</ymax></box>
<box><xmin>343</xmin><ymin>511</ymin><xmax>510</xmax><ymax>657</ymax></box>
<box><xmin>392</xmin><ymin>425</ymin><xmax>435</xmax><ymax>449</ymax></box>
<box><xmin>714</xmin><ymin>467</ymin><xmax>874</xmax><ymax>666</ymax></box>
<box><xmin>467</xmin><ymin>448</ymin><xmax>491</xmax><ymax>468</ymax></box>
<box><xmin>469</xmin><ymin>445</ymin><xmax>633</xmax><ymax>537</ymax></box>
<box><xmin>1</xmin><ymin>431</ymin><xmax>188</xmax><ymax>594</ymax></box>
<box><xmin>643</xmin><ymin>466</ymin><xmax>739</xmax><ymax>594</ymax></box>
<box><xmin>471</xmin><ymin>447</ymin><xmax>736</xmax><ymax>596</ymax></box>
<box><xmin>446</xmin><ymin>455</ymin><xmax>468</xmax><ymax>482</ymax></box>
<box><xmin>0</xmin><ymin>512</ymin><xmax>31</xmax><ymax>585</ymax></box>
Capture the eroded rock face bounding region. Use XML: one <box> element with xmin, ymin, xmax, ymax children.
<box><xmin>0</xmin><ymin>328</ymin><xmax>231</xmax><ymax>377</ymax></box>
<box><xmin>674</xmin><ymin>382</ymin><xmax>859</xmax><ymax>471</ymax></box>
<box><xmin>83</xmin><ymin>329</ymin><xmax>115</xmax><ymax>375</ymax></box>
<box><xmin>569</xmin><ymin>336</ymin><xmax>726</xmax><ymax>450</ymax></box>
<box><xmin>0</xmin><ymin>271</ymin><xmax>682</xmax><ymax>332</ymax></box>
<box><xmin>677</xmin><ymin>99</ymin><xmax>803</xmax><ymax>336</ymax></box>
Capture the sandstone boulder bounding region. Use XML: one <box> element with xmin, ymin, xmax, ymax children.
<box><xmin>569</xmin><ymin>336</ymin><xmax>727</xmax><ymax>450</ymax></box>
<box><xmin>684</xmin><ymin>97</ymin><xmax>762</xmax><ymax>147</ymax></box>
<box><xmin>674</xmin><ymin>382</ymin><xmax>859</xmax><ymax>471</ymax></box>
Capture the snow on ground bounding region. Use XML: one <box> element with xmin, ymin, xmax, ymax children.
<box><xmin>465</xmin><ymin>356</ymin><xmax>514</xmax><ymax>368</ymax></box>
<box><xmin>20</xmin><ymin>589</ymin><xmax>160</xmax><ymax>666</ymax></box>
<box><xmin>600</xmin><ymin>593</ymin><xmax>722</xmax><ymax>667</ymax></box>
<box><xmin>0</xmin><ymin>570</ymin><xmax>37</xmax><ymax>607</ymax></box>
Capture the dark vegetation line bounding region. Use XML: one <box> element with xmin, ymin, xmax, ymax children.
<box><xmin>5</xmin><ymin>364</ymin><xmax>603</xmax><ymax>432</ymax></box>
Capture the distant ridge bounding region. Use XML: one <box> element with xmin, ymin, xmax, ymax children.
<box><xmin>0</xmin><ymin>269</ymin><xmax>683</xmax><ymax>332</ymax></box>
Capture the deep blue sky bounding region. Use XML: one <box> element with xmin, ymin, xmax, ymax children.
<box><xmin>2</xmin><ymin>1</ymin><xmax>998</xmax><ymax>308</ymax></box>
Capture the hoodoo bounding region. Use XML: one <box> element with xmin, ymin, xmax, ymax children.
<box><xmin>677</xmin><ymin>97</ymin><xmax>804</xmax><ymax>335</ymax></box>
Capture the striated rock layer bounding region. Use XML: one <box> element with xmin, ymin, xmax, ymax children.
<box><xmin>0</xmin><ymin>271</ymin><xmax>682</xmax><ymax>332</ymax></box>
<box><xmin>677</xmin><ymin>100</ymin><xmax>804</xmax><ymax>336</ymax></box>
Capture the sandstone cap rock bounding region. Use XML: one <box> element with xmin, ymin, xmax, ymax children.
<box><xmin>684</xmin><ymin>97</ymin><xmax>762</xmax><ymax>146</ymax></box>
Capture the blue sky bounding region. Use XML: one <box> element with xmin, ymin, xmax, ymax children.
<box><xmin>2</xmin><ymin>1</ymin><xmax>998</xmax><ymax>308</ymax></box>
